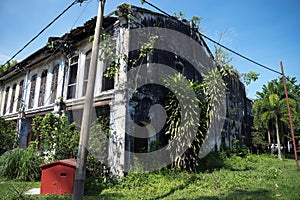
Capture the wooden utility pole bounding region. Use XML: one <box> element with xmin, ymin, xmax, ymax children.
<box><xmin>72</xmin><ymin>1</ymin><xmax>106</xmax><ymax>199</ymax></box>
<box><xmin>280</xmin><ymin>61</ymin><xmax>299</xmax><ymax>170</ymax></box>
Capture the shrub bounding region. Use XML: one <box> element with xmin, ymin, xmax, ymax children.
<box><xmin>32</xmin><ymin>114</ymin><xmax>79</xmax><ymax>161</ymax></box>
<box><xmin>84</xmin><ymin>154</ymin><xmax>111</xmax><ymax>195</ymax></box>
<box><xmin>224</xmin><ymin>155</ymin><xmax>249</xmax><ymax>171</ymax></box>
<box><xmin>0</xmin><ymin>118</ymin><xmax>18</xmax><ymax>155</ymax></box>
<box><xmin>197</xmin><ymin>152</ymin><xmax>226</xmax><ymax>172</ymax></box>
<box><xmin>0</xmin><ymin>144</ymin><xmax>43</xmax><ymax>181</ymax></box>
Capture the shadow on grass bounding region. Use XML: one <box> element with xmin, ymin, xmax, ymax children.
<box><xmin>221</xmin><ymin>189</ymin><xmax>274</xmax><ymax>200</ymax></box>
<box><xmin>149</xmin><ymin>188</ymin><xmax>273</xmax><ymax>200</ymax></box>
<box><xmin>148</xmin><ymin>174</ymin><xmax>198</xmax><ymax>200</ymax></box>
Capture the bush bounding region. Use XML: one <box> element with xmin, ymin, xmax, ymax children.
<box><xmin>224</xmin><ymin>155</ymin><xmax>250</xmax><ymax>171</ymax></box>
<box><xmin>84</xmin><ymin>154</ymin><xmax>111</xmax><ymax>196</ymax></box>
<box><xmin>32</xmin><ymin>114</ymin><xmax>79</xmax><ymax>161</ymax></box>
<box><xmin>197</xmin><ymin>152</ymin><xmax>226</xmax><ymax>172</ymax></box>
<box><xmin>0</xmin><ymin>145</ymin><xmax>43</xmax><ymax>181</ymax></box>
<box><xmin>0</xmin><ymin>118</ymin><xmax>18</xmax><ymax>155</ymax></box>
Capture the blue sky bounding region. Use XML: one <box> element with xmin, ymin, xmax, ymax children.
<box><xmin>0</xmin><ymin>0</ymin><xmax>299</xmax><ymax>99</ymax></box>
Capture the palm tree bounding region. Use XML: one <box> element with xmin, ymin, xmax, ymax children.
<box><xmin>256</xmin><ymin>93</ymin><xmax>296</xmax><ymax>160</ymax></box>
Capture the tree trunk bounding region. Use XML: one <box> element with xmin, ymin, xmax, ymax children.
<box><xmin>268</xmin><ymin>130</ymin><xmax>271</xmax><ymax>145</ymax></box>
<box><xmin>275</xmin><ymin>117</ymin><xmax>282</xmax><ymax>160</ymax></box>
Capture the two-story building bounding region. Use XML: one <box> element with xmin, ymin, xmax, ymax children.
<box><xmin>0</xmin><ymin>4</ymin><xmax>252</xmax><ymax>175</ymax></box>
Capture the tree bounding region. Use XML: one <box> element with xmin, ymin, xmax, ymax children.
<box><xmin>253</xmin><ymin>78</ymin><xmax>298</xmax><ymax>159</ymax></box>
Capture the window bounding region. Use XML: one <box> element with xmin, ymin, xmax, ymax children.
<box><xmin>82</xmin><ymin>50</ymin><xmax>91</xmax><ymax>96</ymax></box>
<box><xmin>67</xmin><ymin>56</ymin><xmax>78</xmax><ymax>99</ymax></box>
<box><xmin>38</xmin><ymin>70</ymin><xmax>48</xmax><ymax>107</ymax></box>
<box><xmin>102</xmin><ymin>68</ymin><xmax>114</xmax><ymax>91</ymax></box>
<box><xmin>2</xmin><ymin>86</ymin><xmax>10</xmax><ymax>115</ymax></box>
<box><xmin>50</xmin><ymin>65</ymin><xmax>59</xmax><ymax>104</ymax></box>
<box><xmin>101</xmin><ymin>40</ymin><xmax>115</xmax><ymax>92</ymax></box>
<box><xmin>28</xmin><ymin>74</ymin><xmax>37</xmax><ymax>109</ymax></box>
<box><xmin>9</xmin><ymin>84</ymin><xmax>17</xmax><ymax>113</ymax></box>
<box><xmin>17</xmin><ymin>80</ymin><xmax>24</xmax><ymax>111</ymax></box>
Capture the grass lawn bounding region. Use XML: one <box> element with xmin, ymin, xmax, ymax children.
<box><xmin>1</xmin><ymin>154</ymin><xmax>299</xmax><ymax>200</ymax></box>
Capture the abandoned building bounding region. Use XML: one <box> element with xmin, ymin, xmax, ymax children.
<box><xmin>0</xmin><ymin>4</ymin><xmax>252</xmax><ymax>175</ymax></box>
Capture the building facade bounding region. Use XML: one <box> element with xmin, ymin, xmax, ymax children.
<box><xmin>0</xmin><ymin>4</ymin><xmax>252</xmax><ymax>175</ymax></box>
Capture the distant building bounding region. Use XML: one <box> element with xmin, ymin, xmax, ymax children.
<box><xmin>0</xmin><ymin>4</ymin><xmax>252</xmax><ymax>176</ymax></box>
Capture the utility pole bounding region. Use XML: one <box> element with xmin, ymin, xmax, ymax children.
<box><xmin>280</xmin><ymin>61</ymin><xmax>299</xmax><ymax>170</ymax></box>
<box><xmin>72</xmin><ymin>1</ymin><xmax>106</xmax><ymax>199</ymax></box>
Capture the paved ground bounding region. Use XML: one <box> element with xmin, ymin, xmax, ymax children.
<box><xmin>25</xmin><ymin>188</ymin><xmax>40</xmax><ymax>195</ymax></box>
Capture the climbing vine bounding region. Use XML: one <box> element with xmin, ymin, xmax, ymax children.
<box><xmin>32</xmin><ymin>114</ymin><xmax>79</xmax><ymax>161</ymax></box>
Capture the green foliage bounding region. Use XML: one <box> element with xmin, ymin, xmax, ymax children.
<box><xmin>98</xmin><ymin>33</ymin><xmax>127</xmax><ymax>78</ymax></box>
<box><xmin>89</xmin><ymin>115</ymin><xmax>110</xmax><ymax>164</ymax></box>
<box><xmin>203</xmin><ymin>67</ymin><xmax>227</xmax><ymax>108</ymax></box>
<box><xmin>0</xmin><ymin>60</ymin><xmax>18</xmax><ymax>75</ymax></box>
<box><xmin>252</xmin><ymin>77</ymin><xmax>300</xmax><ymax>158</ymax></box>
<box><xmin>0</xmin><ymin>118</ymin><xmax>18</xmax><ymax>155</ymax></box>
<box><xmin>214</xmin><ymin>46</ymin><xmax>233</xmax><ymax>68</ymax></box>
<box><xmin>97</xmin><ymin>154</ymin><xmax>300</xmax><ymax>200</ymax></box>
<box><xmin>85</xmin><ymin>114</ymin><xmax>113</xmax><ymax>195</ymax></box>
<box><xmin>84</xmin><ymin>154</ymin><xmax>110</xmax><ymax>196</ymax></box>
<box><xmin>191</xmin><ymin>16</ymin><xmax>202</xmax><ymax>27</ymax></box>
<box><xmin>164</xmin><ymin>73</ymin><xmax>207</xmax><ymax>170</ymax></box>
<box><xmin>251</xmin><ymin>131</ymin><xmax>268</xmax><ymax>153</ymax></box>
<box><xmin>1</xmin><ymin>154</ymin><xmax>300</xmax><ymax>199</ymax></box>
<box><xmin>32</xmin><ymin>114</ymin><xmax>79</xmax><ymax>161</ymax></box>
<box><xmin>173</xmin><ymin>11</ymin><xmax>185</xmax><ymax>20</ymax></box>
<box><xmin>173</xmin><ymin>12</ymin><xmax>202</xmax><ymax>28</ymax></box>
<box><xmin>214</xmin><ymin>46</ymin><xmax>259</xmax><ymax>86</ymax></box>
<box><xmin>263</xmin><ymin>166</ymin><xmax>282</xmax><ymax>180</ymax></box>
<box><xmin>223</xmin><ymin>155</ymin><xmax>251</xmax><ymax>171</ymax></box>
<box><xmin>0</xmin><ymin>181</ymin><xmax>40</xmax><ymax>200</ymax></box>
<box><xmin>241</xmin><ymin>71</ymin><xmax>260</xmax><ymax>86</ymax></box>
<box><xmin>231</xmin><ymin>138</ymin><xmax>248</xmax><ymax>157</ymax></box>
<box><xmin>129</xmin><ymin>35</ymin><xmax>158</xmax><ymax>68</ymax></box>
<box><xmin>0</xmin><ymin>144</ymin><xmax>43</xmax><ymax>181</ymax></box>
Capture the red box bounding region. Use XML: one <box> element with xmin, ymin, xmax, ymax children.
<box><xmin>40</xmin><ymin>158</ymin><xmax>76</xmax><ymax>195</ymax></box>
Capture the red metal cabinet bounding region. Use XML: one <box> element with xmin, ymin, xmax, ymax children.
<box><xmin>40</xmin><ymin>158</ymin><xmax>76</xmax><ymax>195</ymax></box>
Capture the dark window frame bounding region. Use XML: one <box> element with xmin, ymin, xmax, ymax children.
<box><xmin>28</xmin><ymin>74</ymin><xmax>37</xmax><ymax>109</ymax></box>
<box><xmin>2</xmin><ymin>86</ymin><xmax>10</xmax><ymax>115</ymax></box>
<box><xmin>82</xmin><ymin>50</ymin><xmax>92</xmax><ymax>96</ymax></box>
<box><xmin>38</xmin><ymin>70</ymin><xmax>48</xmax><ymax>107</ymax></box>
<box><xmin>50</xmin><ymin>65</ymin><xmax>59</xmax><ymax>104</ymax></box>
<box><xmin>67</xmin><ymin>56</ymin><xmax>79</xmax><ymax>99</ymax></box>
<box><xmin>17</xmin><ymin>80</ymin><xmax>24</xmax><ymax>111</ymax></box>
<box><xmin>9</xmin><ymin>84</ymin><xmax>17</xmax><ymax>113</ymax></box>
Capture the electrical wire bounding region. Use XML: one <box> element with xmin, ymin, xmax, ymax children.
<box><xmin>1</xmin><ymin>0</ymin><xmax>80</xmax><ymax>68</ymax></box>
<box><xmin>141</xmin><ymin>0</ymin><xmax>283</xmax><ymax>76</ymax></box>
<box><xmin>1</xmin><ymin>0</ymin><xmax>93</xmax><ymax>116</ymax></box>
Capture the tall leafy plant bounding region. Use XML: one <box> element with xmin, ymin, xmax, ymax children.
<box><xmin>0</xmin><ymin>144</ymin><xmax>43</xmax><ymax>181</ymax></box>
<box><xmin>32</xmin><ymin>114</ymin><xmax>79</xmax><ymax>161</ymax></box>
<box><xmin>164</xmin><ymin>73</ymin><xmax>208</xmax><ymax>171</ymax></box>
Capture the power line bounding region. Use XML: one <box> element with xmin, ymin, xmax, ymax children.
<box><xmin>1</xmin><ymin>0</ymin><xmax>93</xmax><ymax>116</ymax></box>
<box><xmin>1</xmin><ymin>0</ymin><xmax>82</xmax><ymax>67</ymax></box>
<box><xmin>141</xmin><ymin>0</ymin><xmax>283</xmax><ymax>76</ymax></box>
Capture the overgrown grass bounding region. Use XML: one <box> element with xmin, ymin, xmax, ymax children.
<box><xmin>99</xmin><ymin>154</ymin><xmax>300</xmax><ymax>200</ymax></box>
<box><xmin>0</xmin><ymin>154</ymin><xmax>299</xmax><ymax>199</ymax></box>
